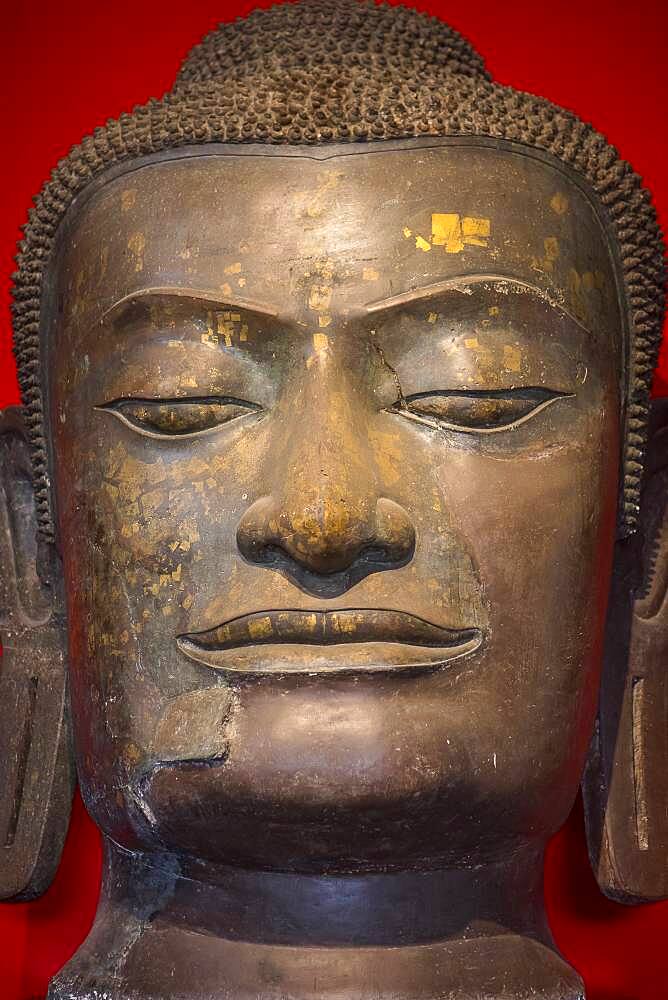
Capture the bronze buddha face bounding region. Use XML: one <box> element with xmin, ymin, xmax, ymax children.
<box><xmin>1</xmin><ymin>3</ymin><xmax>666</xmax><ymax>998</ymax></box>
<box><xmin>50</xmin><ymin>142</ymin><xmax>621</xmax><ymax>872</ymax></box>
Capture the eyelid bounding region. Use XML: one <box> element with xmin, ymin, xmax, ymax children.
<box><xmin>391</xmin><ymin>388</ymin><xmax>574</xmax><ymax>435</ymax></box>
<box><xmin>95</xmin><ymin>395</ymin><xmax>262</xmax><ymax>439</ymax></box>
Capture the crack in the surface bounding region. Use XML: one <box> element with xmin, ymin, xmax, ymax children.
<box><xmin>373</xmin><ymin>341</ymin><xmax>406</xmax><ymax>408</ymax></box>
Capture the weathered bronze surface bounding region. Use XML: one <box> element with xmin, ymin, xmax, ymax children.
<box><xmin>1</xmin><ymin>4</ymin><xmax>666</xmax><ymax>999</ymax></box>
<box><xmin>584</xmin><ymin>397</ymin><xmax>668</xmax><ymax>903</ymax></box>
<box><xmin>0</xmin><ymin>408</ymin><xmax>73</xmax><ymax>900</ymax></box>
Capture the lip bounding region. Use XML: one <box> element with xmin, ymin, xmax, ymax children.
<box><xmin>177</xmin><ymin>609</ymin><xmax>482</xmax><ymax>676</ymax></box>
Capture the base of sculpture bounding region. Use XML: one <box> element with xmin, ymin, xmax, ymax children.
<box><xmin>50</xmin><ymin>937</ymin><xmax>585</xmax><ymax>1000</ymax></box>
<box><xmin>48</xmin><ymin>839</ymin><xmax>584</xmax><ymax>1000</ymax></box>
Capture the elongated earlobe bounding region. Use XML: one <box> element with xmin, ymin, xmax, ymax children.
<box><xmin>0</xmin><ymin>407</ymin><xmax>74</xmax><ymax>900</ymax></box>
<box><xmin>584</xmin><ymin>398</ymin><xmax>668</xmax><ymax>903</ymax></box>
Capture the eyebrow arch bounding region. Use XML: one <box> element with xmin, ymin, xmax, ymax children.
<box><xmin>364</xmin><ymin>273</ymin><xmax>590</xmax><ymax>333</ymax></box>
<box><xmin>100</xmin><ymin>285</ymin><xmax>279</xmax><ymax>324</ymax></box>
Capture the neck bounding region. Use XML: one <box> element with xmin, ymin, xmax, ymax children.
<box><xmin>49</xmin><ymin>838</ymin><xmax>584</xmax><ymax>1000</ymax></box>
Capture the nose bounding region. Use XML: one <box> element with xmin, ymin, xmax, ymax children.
<box><xmin>237</xmin><ymin>494</ymin><xmax>415</xmax><ymax>594</ymax></box>
<box><xmin>236</xmin><ymin>361</ymin><xmax>415</xmax><ymax>596</ymax></box>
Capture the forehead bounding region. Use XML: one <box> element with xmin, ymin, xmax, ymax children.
<box><xmin>54</xmin><ymin>141</ymin><xmax>621</xmax><ymax>338</ymax></box>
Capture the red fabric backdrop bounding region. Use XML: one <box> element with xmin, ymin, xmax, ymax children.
<box><xmin>1</xmin><ymin>2</ymin><xmax>667</xmax><ymax>998</ymax></box>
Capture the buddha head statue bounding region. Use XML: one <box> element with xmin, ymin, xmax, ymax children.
<box><xmin>1</xmin><ymin>2</ymin><xmax>666</xmax><ymax>998</ymax></box>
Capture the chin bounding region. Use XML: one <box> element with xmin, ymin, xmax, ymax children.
<box><xmin>97</xmin><ymin>664</ymin><xmax>582</xmax><ymax>872</ymax></box>
<box><xmin>124</xmin><ymin>740</ymin><xmax>545</xmax><ymax>874</ymax></box>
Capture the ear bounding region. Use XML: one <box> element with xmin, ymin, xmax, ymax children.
<box><xmin>0</xmin><ymin>407</ymin><xmax>74</xmax><ymax>900</ymax></box>
<box><xmin>583</xmin><ymin>398</ymin><xmax>668</xmax><ymax>903</ymax></box>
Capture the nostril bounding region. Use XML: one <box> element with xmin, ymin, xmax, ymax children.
<box><xmin>238</xmin><ymin>543</ymin><xmax>414</xmax><ymax>599</ymax></box>
<box><xmin>358</xmin><ymin>535</ymin><xmax>415</xmax><ymax>569</ymax></box>
<box><xmin>254</xmin><ymin>542</ymin><xmax>292</xmax><ymax>567</ymax></box>
<box><xmin>360</xmin><ymin>544</ymin><xmax>389</xmax><ymax>562</ymax></box>
<box><xmin>359</xmin><ymin>544</ymin><xmax>403</xmax><ymax>565</ymax></box>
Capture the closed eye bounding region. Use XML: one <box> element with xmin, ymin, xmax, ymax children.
<box><xmin>96</xmin><ymin>396</ymin><xmax>261</xmax><ymax>438</ymax></box>
<box><xmin>390</xmin><ymin>388</ymin><xmax>573</xmax><ymax>434</ymax></box>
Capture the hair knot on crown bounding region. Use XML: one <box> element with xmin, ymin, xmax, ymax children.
<box><xmin>174</xmin><ymin>0</ymin><xmax>490</xmax><ymax>90</ymax></box>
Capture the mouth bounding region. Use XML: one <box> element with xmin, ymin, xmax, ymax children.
<box><xmin>177</xmin><ymin>609</ymin><xmax>482</xmax><ymax>676</ymax></box>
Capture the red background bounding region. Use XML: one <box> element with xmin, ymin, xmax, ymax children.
<box><xmin>1</xmin><ymin>2</ymin><xmax>667</xmax><ymax>998</ymax></box>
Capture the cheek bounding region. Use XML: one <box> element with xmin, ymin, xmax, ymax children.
<box><xmin>57</xmin><ymin>427</ymin><xmax>255</xmax><ymax>773</ymax></box>
<box><xmin>420</xmin><ymin>415</ymin><xmax>619</xmax><ymax>816</ymax></box>
<box><xmin>58</xmin><ymin>407</ymin><xmax>291</xmax><ymax>773</ymax></box>
<box><xmin>56</xmin><ymin>413</ymin><xmax>264</xmax><ymax>612</ymax></box>
<box><xmin>431</xmin><ymin>397</ymin><xmax>620</xmax><ymax>625</ymax></box>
